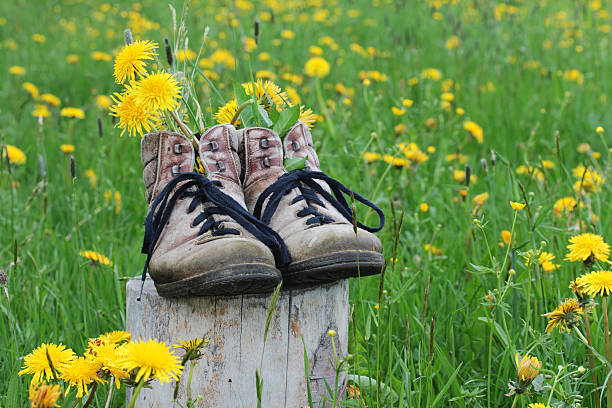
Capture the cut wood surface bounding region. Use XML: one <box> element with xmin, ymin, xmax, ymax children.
<box><xmin>126</xmin><ymin>278</ymin><xmax>349</xmax><ymax>407</ymax></box>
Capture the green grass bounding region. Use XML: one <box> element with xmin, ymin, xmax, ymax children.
<box><xmin>1</xmin><ymin>0</ymin><xmax>611</xmax><ymax>406</ymax></box>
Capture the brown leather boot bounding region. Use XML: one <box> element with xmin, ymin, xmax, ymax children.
<box><xmin>140</xmin><ymin>129</ymin><xmax>283</xmax><ymax>298</ymax></box>
<box><xmin>241</xmin><ymin>123</ymin><xmax>385</xmax><ymax>287</ymax></box>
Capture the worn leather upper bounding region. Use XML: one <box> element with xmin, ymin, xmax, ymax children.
<box><xmin>242</xmin><ymin>124</ymin><xmax>383</xmax><ymax>263</ymax></box>
<box><xmin>141</xmin><ymin>130</ymin><xmax>275</xmax><ymax>284</ymax></box>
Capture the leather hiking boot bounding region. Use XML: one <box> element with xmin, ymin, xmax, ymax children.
<box><xmin>140</xmin><ymin>129</ymin><xmax>284</xmax><ymax>298</ymax></box>
<box><xmin>241</xmin><ymin>123</ymin><xmax>385</xmax><ymax>288</ymax></box>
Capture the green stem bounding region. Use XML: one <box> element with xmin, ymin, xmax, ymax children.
<box><xmin>82</xmin><ymin>383</ymin><xmax>97</xmax><ymax>408</ymax></box>
<box><xmin>603</xmin><ymin>297</ymin><xmax>612</xmax><ymax>408</ymax></box>
<box><xmin>127</xmin><ymin>379</ymin><xmax>145</xmax><ymax>408</ymax></box>
<box><xmin>314</xmin><ymin>77</ymin><xmax>337</xmax><ymax>140</ymax></box>
<box><xmin>510</xmin><ymin>395</ymin><xmax>518</xmax><ymax>408</ymax></box>
<box><xmin>230</xmin><ymin>100</ymin><xmax>254</xmax><ymax>126</ymax></box>
<box><xmin>187</xmin><ymin>361</ymin><xmax>195</xmax><ymax>402</ymax></box>
<box><xmin>547</xmin><ymin>367</ymin><xmax>562</xmax><ymax>405</ymax></box>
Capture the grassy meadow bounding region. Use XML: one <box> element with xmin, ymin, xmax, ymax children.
<box><xmin>1</xmin><ymin>0</ymin><xmax>611</xmax><ymax>406</ymax></box>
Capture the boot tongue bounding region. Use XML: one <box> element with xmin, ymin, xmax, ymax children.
<box><xmin>283</xmin><ymin>122</ymin><xmax>321</xmax><ymax>171</ymax></box>
<box><xmin>199</xmin><ymin>124</ymin><xmax>247</xmax><ymax>207</ymax></box>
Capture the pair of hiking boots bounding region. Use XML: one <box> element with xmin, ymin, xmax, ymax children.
<box><xmin>140</xmin><ymin>122</ymin><xmax>385</xmax><ymax>297</ymax></box>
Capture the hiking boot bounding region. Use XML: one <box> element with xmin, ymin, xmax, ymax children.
<box><xmin>140</xmin><ymin>129</ymin><xmax>283</xmax><ymax>298</ymax></box>
<box><xmin>241</xmin><ymin>123</ymin><xmax>385</xmax><ymax>288</ymax></box>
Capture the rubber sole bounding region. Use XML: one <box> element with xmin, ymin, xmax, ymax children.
<box><xmin>154</xmin><ymin>263</ymin><xmax>282</xmax><ymax>297</ymax></box>
<box><xmin>281</xmin><ymin>250</ymin><xmax>384</xmax><ymax>289</ymax></box>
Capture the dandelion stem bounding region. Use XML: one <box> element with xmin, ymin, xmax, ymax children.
<box><xmin>230</xmin><ymin>100</ymin><xmax>254</xmax><ymax>126</ymax></box>
<box><xmin>314</xmin><ymin>77</ymin><xmax>337</xmax><ymax>140</ymax></box>
<box><xmin>585</xmin><ymin>313</ymin><xmax>601</xmax><ymax>408</ymax></box>
<box><xmin>603</xmin><ymin>297</ymin><xmax>612</xmax><ymax>408</ymax></box>
<box><xmin>103</xmin><ymin>381</ymin><xmax>114</xmax><ymax>408</ymax></box>
<box><xmin>127</xmin><ymin>379</ymin><xmax>145</xmax><ymax>408</ymax></box>
<box><xmin>168</xmin><ymin>110</ymin><xmax>197</xmax><ymax>149</ymax></box>
<box><xmin>82</xmin><ymin>382</ymin><xmax>97</xmax><ymax>408</ymax></box>
<box><xmin>547</xmin><ymin>366</ymin><xmax>563</xmax><ymax>405</ymax></box>
<box><xmin>510</xmin><ymin>395</ymin><xmax>518</xmax><ymax>408</ymax></box>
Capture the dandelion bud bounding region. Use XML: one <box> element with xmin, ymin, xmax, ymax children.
<box><xmin>515</xmin><ymin>353</ymin><xmax>542</xmax><ymax>385</ymax></box>
<box><xmin>577</xmin><ymin>366</ymin><xmax>586</xmax><ymax>374</ymax></box>
<box><xmin>123</xmin><ymin>28</ymin><xmax>134</xmax><ymax>45</ymax></box>
<box><xmin>254</xmin><ymin>20</ymin><xmax>260</xmax><ymax>44</ymax></box>
<box><xmin>70</xmin><ymin>155</ymin><xmax>76</xmax><ymax>180</ymax></box>
<box><xmin>490</xmin><ymin>150</ymin><xmax>496</xmax><ymax>167</ymax></box>
<box><xmin>480</xmin><ymin>158</ymin><xmax>488</xmax><ymax>173</ymax></box>
<box><xmin>164</xmin><ymin>37</ymin><xmax>173</xmax><ymax>66</ymax></box>
<box><xmin>97</xmin><ymin>117</ymin><xmax>103</xmax><ymax>138</ymax></box>
<box><xmin>465</xmin><ymin>164</ymin><xmax>471</xmax><ymax>187</ymax></box>
<box><xmin>327</xmin><ymin>329</ymin><xmax>336</xmax><ymax>337</ymax></box>
<box><xmin>38</xmin><ymin>154</ymin><xmax>46</xmax><ymax>177</ymax></box>
<box><xmin>509</xmin><ymin>269</ymin><xmax>516</xmax><ymax>275</ymax></box>
<box><xmin>344</xmin><ymin>354</ymin><xmax>353</xmax><ymax>361</ymax></box>
<box><xmin>540</xmin><ymin>241</ymin><xmax>547</xmax><ymax>248</ymax></box>
<box><xmin>371</xmin><ymin>132</ymin><xmax>377</xmax><ymax>139</ymax></box>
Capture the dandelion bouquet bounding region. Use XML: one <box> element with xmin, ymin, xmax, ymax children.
<box><xmin>109</xmin><ymin>13</ymin><xmax>317</xmax><ymax>173</ymax></box>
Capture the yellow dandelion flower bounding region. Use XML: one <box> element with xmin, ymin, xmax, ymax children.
<box><xmin>5</xmin><ymin>145</ymin><xmax>26</xmax><ymax>165</ymax></box>
<box><xmin>113</xmin><ymin>40</ymin><xmax>157</xmax><ymax>84</ymax></box>
<box><xmin>515</xmin><ymin>353</ymin><xmax>541</xmax><ymax>383</ymax></box>
<box><xmin>304</xmin><ymin>57</ymin><xmax>330</xmax><ymax>78</ymax></box>
<box><xmin>95</xmin><ymin>95</ymin><xmax>112</xmax><ymax>110</ymax></box>
<box><xmin>402</xmin><ymin>99</ymin><xmax>414</xmax><ymax>107</ymax></box>
<box><xmin>91</xmin><ymin>51</ymin><xmax>112</xmax><ymax>61</ymax></box>
<box><xmin>79</xmin><ymin>250</ymin><xmax>113</xmax><ymax>266</ymax></box>
<box><xmin>118</xmin><ymin>338</ymin><xmax>183</xmax><ymax>384</ymax></box>
<box><xmin>565</xmin><ymin>233</ymin><xmax>610</xmax><ymax>263</ymax></box>
<box><xmin>575</xmin><ymin>270</ymin><xmax>612</xmax><ymax>297</ymax></box>
<box><xmin>538</xmin><ymin>252</ymin><xmax>559</xmax><ymax>273</ymax></box>
<box><xmin>132</xmin><ymin>71</ymin><xmax>181</xmax><ymax>112</ymax></box>
<box><xmin>41</xmin><ymin>93</ymin><xmax>61</xmax><ymax>107</ymax></box>
<box><xmin>87</xmin><ymin>341</ymin><xmax>129</xmax><ymax>389</ymax></box>
<box><xmin>173</xmin><ymin>337</ymin><xmax>209</xmax><ymax>361</ymax></box>
<box><xmin>98</xmin><ymin>330</ymin><xmax>131</xmax><ymax>345</ymax></box>
<box><xmin>29</xmin><ymin>382</ymin><xmax>61</xmax><ymax>408</ymax></box>
<box><xmin>59</xmin><ymin>356</ymin><xmax>104</xmax><ymax>398</ymax></box>
<box><xmin>214</xmin><ymin>99</ymin><xmax>239</xmax><ymax>125</ymax></box>
<box><xmin>446</xmin><ymin>153</ymin><xmax>468</xmax><ymax>163</ymax></box>
<box><xmin>463</xmin><ymin>121</ymin><xmax>483</xmax><ymax>143</ymax></box>
<box><xmin>362</xmin><ymin>152</ymin><xmax>381</xmax><ymax>163</ymax></box>
<box><xmin>499</xmin><ymin>230</ymin><xmax>511</xmax><ymax>247</ymax></box>
<box><xmin>84</xmin><ymin>169</ymin><xmax>97</xmax><ymax>188</ymax></box>
<box><xmin>420</xmin><ymin>68</ymin><xmax>442</xmax><ymax>80</ymax></box>
<box><xmin>391</xmin><ymin>106</ymin><xmax>405</xmax><ymax>116</ymax></box>
<box><xmin>242</xmin><ymin>79</ymin><xmax>287</xmax><ymax>108</ymax></box>
<box><xmin>383</xmin><ymin>154</ymin><xmax>409</xmax><ymax>168</ymax></box>
<box><xmin>510</xmin><ymin>201</ymin><xmax>526</xmax><ymax>211</ymax></box>
<box><xmin>32</xmin><ymin>104</ymin><xmax>50</xmax><ymax>118</ymax></box>
<box><xmin>109</xmin><ymin>87</ymin><xmax>158</xmax><ymax>137</ymax></box>
<box><xmin>424</xmin><ymin>244</ymin><xmax>441</xmax><ymax>255</ymax></box>
<box><xmin>528</xmin><ymin>404</ymin><xmax>552</xmax><ymax>408</ymax></box>
<box><xmin>18</xmin><ymin>343</ymin><xmax>76</xmax><ymax>385</ymax></box>
<box><xmin>420</xmin><ymin>203</ymin><xmax>429</xmax><ymax>212</ymax></box>
<box><xmin>60</xmin><ymin>107</ymin><xmax>85</xmax><ymax>119</ymax></box>
<box><xmin>175</xmin><ymin>48</ymin><xmax>196</xmax><ymax>61</ymax></box>
<box><xmin>298</xmin><ymin>106</ymin><xmax>317</xmax><ymax>128</ymax></box>
<box><xmin>66</xmin><ymin>54</ymin><xmax>79</xmax><ymax>64</ymax></box>
<box><xmin>472</xmin><ymin>192</ymin><xmax>489</xmax><ymax>206</ymax></box>
<box><xmin>9</xmin><ymin>65</ymin><xmax>25</xmax><ymax>75</ymax></box>
<box><xmin>553</xmin><ymin>196</ymin><xmax>577</xmax><ymax>216</ymax></box>
<box><xmin>23</xmin><ymin>82</ymin><xmax>39</xmax><ymax>99</ymax></box>
<box><xmin>596</xmin><ymin>126</ymin><xmax>604</xmax><ymax>134</ymax></box>
<box><xmin>32</xmin><ymin>34</ymin><xmax>46</xmax><ymax>43</ymax></box>
<box><xmin>60</xmin><ymin>144</ymin><xmax>75</xmax><ymax>154</ymax></box>
<box><xmin>543</xmin><ymin>298</ymin><xmax>582</xmax><ymax>333</ymax></box>
<box><xmin>540</xmin><ymin>159</ymin><xmax>555</xmax><ymax>169</ymax></box>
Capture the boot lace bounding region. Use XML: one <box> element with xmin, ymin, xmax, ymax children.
<box><xmin>253</xmin><ymin>169</ymin><xmax>385</xmax><ymax>232</ymax></box>
<box><xmin>139</xmin><ymin>172</ymin><xmax>290</xmax><ymax>300</ymax></box>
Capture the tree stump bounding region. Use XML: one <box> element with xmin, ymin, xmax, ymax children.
<box><xmin>125</xmin><ymin>278</ymin><xmax>349</xmax><ymax>407</ymax></box>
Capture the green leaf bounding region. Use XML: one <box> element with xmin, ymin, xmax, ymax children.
<box><xmin>272</xmin><ymin>105</ymin><xmax>301</xmax><ymax>137</ymax></box>
<box><xmin>268</xmin><ymin>106</ymin><xmax>280</xmax><ymax>123</ymax></box>
<box><xmin>284</xmin><ymin>156</ymin><xmax>307</xmax><ymax>172</ymax></box>
<box><xmin>256</xmin><ymin>104</ymin><xmax>273</xmax><ymax>127</ymax></box>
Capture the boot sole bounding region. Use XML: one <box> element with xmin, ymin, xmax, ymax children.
<box><xmin>281</xmin><ymin>250</ymin><xmax>384</xmax><ymax>289</ymax></box>
<box><xmin>154</xmin><ymin>263</ymin><xmax>282</xmax><ymax>297</ymax></box>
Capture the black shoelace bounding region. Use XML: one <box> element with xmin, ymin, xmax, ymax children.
<box><xmin>253</xmin><ymin>169</ymin><xmax>385</xmax><ymax>233</ymax></box>
<box><xmin>139</xmin><ymin>172</ymin><xmax>290</xmax><ymax>300</ymax></box>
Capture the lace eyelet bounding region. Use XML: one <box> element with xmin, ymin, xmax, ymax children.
<box><xmin>292</xmin><ymin>141</ymin><xmax>301</xmax><ymax>151</ymax></box>
<box><xmin>210</xmin><ymin>141</ymin><xmax>219</xmax><ymax>152</ymax></box>
<box><xmin>172</xmin><ymin>165</ymin><xmax>181</xmax><ymax>176</ymax></box>
<box><xmin>263</xmin><ymin>157</ymin><xmax>271</xmax><ymax>167</ymax></box>
<box><xmin>173</xmin><ymin>144</ymin><xmax>183</xmax><ymax>154</ymax></box>
<box><xmin>217</xmin><ymin>161</ymin><xmax>226</xmax><ymax>172</ymax></box>
<box><xmin>260</xmin><ymin>138</ymin><xmax>269</xmax><ymax>148</ymax></box>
